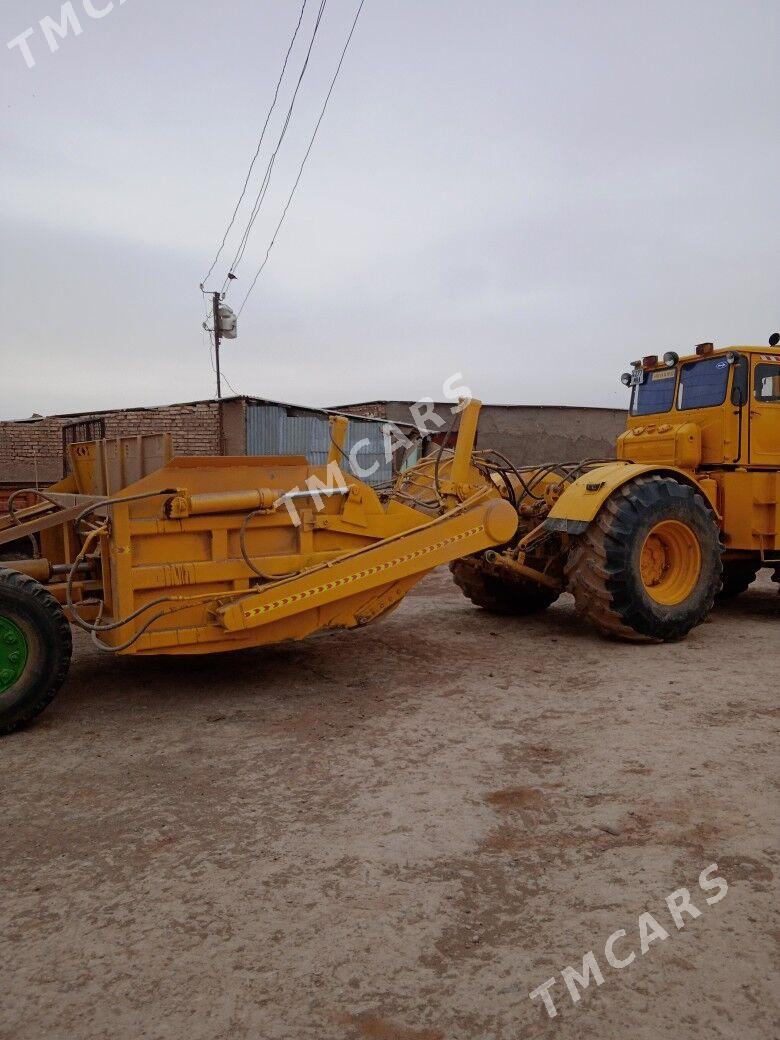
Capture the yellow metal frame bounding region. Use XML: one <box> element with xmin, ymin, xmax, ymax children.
<box><xmin>0</xmin><ymin>399</ymin><xmax>520</xmax><ymax>657</ymax></box>
<box><xmin>543</xmin><ymin>461</ymin><xmax>717</xmax><ymax>528</ymax></box>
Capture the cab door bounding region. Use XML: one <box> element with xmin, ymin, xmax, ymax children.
<box><xmin>750</xmin><ymin>355</ymin><xmax>780</xmax><ymax>465</ymax></box>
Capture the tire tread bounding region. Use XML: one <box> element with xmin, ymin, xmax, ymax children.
<box><xmin>450</xmin><ymin>557</ymin><xmax>559</xmax><ymax>616</ymax></box>
<box><xmin>0</xmin><ymin>568</ymin><xmax>72</xmax><ymax>736</ymax></box>
<box><xmin>565</xmin><ymin>477</ymin><xmax>722</xmax><ymax>642</ymax></box>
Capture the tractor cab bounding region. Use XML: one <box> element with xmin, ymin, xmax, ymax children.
<box><xmin>618</xmin><ymin>340</ymin><xmax>780</xmax><ymax>470</ymax></box>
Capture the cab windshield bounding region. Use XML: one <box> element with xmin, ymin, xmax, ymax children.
<box><xmin>630</xmin><ymin>369</ymin><xmax>676</xmax><ymax>416</ymax></box>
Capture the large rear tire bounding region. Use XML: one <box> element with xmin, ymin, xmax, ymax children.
<box><xmin>565</xmin><ymin>476</ymin><xmax>721</xmax><ymax>642</ymax></box>
<box><xmin>450</xmin><ymin>556</ymin><xmax>560</xmax><ymax>615</ymax></box>
<box><xmin>0</xmin><ymin>568</ymin><xmax>72</xmax><ymax>736</ymax></box>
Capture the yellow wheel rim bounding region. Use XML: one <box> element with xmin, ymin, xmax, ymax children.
<box><xmin>640</xmin><ymin>520</ymin><xmax>701</xmax><ymax>605</ymax></box>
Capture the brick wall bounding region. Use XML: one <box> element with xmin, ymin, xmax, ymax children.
<box><xmin>0</xmin><ymin>418</ymin><xmax>63</xmax><ymax>485</ymax></box>
<box><xmin>0</xmin><ymin>401</ymin><xmax>222</xmax><ymax>491</ymax></box>
<box><xmin>100</xmin><ymin>403</ymin><xmax>221</xmax><ymax>457</ymax></box>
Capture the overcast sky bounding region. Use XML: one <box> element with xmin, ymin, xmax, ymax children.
<box><xmin>1</xmin><ymin>0</ymin><xmax>778</xmax><ymax>420</ymax></box>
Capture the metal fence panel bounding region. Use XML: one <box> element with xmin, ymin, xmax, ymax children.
<box><xmin>282</xmin><ymin>415</ymin><xmax>331</xmax><ymax>466</ymax></box>
<box><xmin>344</xmin><ymin>421</ymin><xmax>392</xmax><ymax>484</ymax></box>
<box><xmin>245</xmin><ymin>403</ymin><xmax>285</xmax><ymax>457</ymax></box>
<box><xmin>245</xmin><ymin>403</ymin><xmax>391</xmax><ymax>486</ymax></box>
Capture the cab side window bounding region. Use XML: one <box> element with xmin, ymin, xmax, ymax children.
<box><xmin>754</xmin><ymin>363</ymin><xmax>780</xmax><ymax>403</ymax></box>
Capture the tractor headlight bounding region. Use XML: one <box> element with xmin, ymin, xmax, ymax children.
<box><xmin>620</xmin><ymin>372</ymin><xmax>632</xmax><ymax>386</ymax></box>
<box><xmin>662</xmin><ymin>351</ymin><xmax>679</xmax><ymax>368</ymax></box>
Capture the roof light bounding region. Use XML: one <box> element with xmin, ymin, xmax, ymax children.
<box><xmin>662</xmin><ymin>351</ymin><xmax>679</xmax><ymax>368</ymax></box>
<box><xmin>695</xmin><ymin>342</ymin><xmax>714</xmax><ymax>356</ymax></box>
<box><xmin>769</xmin><ymin>332</ymin><xmax>779</xmax><ymax>347</ymax></box>
<box><xmin>642</xmin><ymin>355</ymin><xmax>658</xmax><ymax>368</ymax></box>
<box><xmin>620</xmin><ymin>372</ymin><xmax>632</xmax><ymax>386</ymax></box>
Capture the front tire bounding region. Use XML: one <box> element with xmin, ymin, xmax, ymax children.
<box><xmin>565</xmin><ymin>476</ymin><xmax>721</xmax><ymax>642</ymax></box>
<box><xmin>0</xmin><ymin>569</ymin><xmax>72</xmax><ymax>735</ymax></box>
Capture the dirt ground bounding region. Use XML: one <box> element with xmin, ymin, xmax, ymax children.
<box><xmin>2</xmin><ymin>568</ymin><xmax>778</xmax><ymax>1040</ymax></box>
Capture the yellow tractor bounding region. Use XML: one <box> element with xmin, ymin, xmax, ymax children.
<box><xmin>452</xmin><ymin>337</ymin><xmax>780</xmax><ymax>639</ymax></box>
<box><xmin>0</xmin><ymin>337</ymin><xmax>777</xmax><ymax>733</ymax></box>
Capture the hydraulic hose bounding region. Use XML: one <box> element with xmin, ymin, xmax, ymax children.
<box><xmin>239</xmin><ymin>508</ymin><xmax>302</xmax><ymax>582</ymax></box>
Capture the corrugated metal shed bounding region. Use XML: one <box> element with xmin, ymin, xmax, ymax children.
<box><xmin>245</xmin><ymin>402</ymin><xmax>392</xmax><ymax>485</ymax></box>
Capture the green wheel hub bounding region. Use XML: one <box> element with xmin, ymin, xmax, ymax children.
<box><xmin>0</xmin><ymin>616</ymin><xmax>28</xmax><ymax>693</ymax></box>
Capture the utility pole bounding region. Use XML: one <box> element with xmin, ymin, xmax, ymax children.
<box><xmin>212</xmin><ymin>291</ymin><xmax>222</xmax><ymax>400</ymax></box>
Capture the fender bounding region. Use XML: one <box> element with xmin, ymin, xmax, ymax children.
<box><xmin>542</xmin><ymin>462</ymin><xmax>720</xmax><ymax>535</ymax></box>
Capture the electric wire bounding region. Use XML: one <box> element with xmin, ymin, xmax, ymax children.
<box><xmin>224</xmin><ymin>0</ymin><xmax>329</xmax><ymax>290</ymax></box>
<box><xmin>220</xmin><ymin>368</ymin><xmax>243</xmax><ymax>397</ymax></box>
<box><xmin>237</xmin><ymin>0</ymin><xmax>366</xmax><ymax>316</ymax></box>
<box><xmin>201</xmin><ymin>0</ymin><xmax>309</xmax><ymax>287</ymax></box>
